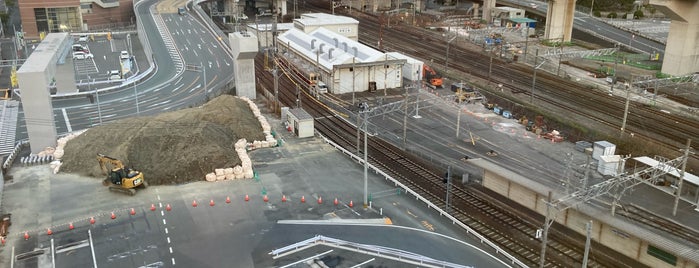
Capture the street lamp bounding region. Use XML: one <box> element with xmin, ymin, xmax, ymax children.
<box><xmin>133</xmin><ymin>80</ymin><xmax>140</xmax><ymax>116</ymax></box>
<box><xmin>444</xmin><ymin>35</ymin><xmax>457</xmax><ymax>74</ymax></box>
<box><xmin>358</xmin><ymin>102</ymin><xmax>370</xmax><ymax>208</ymax></box>
<box><xmin>90</xmin><ymin>75</ymin><xmax>103</xmax><ymax>125</ymax></box>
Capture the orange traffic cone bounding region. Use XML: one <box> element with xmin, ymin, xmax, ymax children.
<box><xmin>244</xmin><ymin>194</ymin><xmax>250</xmax><ymax>202</ymax></box>
<box><xmin>166</xmin><ymin>204</ymin><xmax>172</xmax><ymax>211</ymax></box>
<box><xmin>47</xmin><ymin>228</ymin><xmax>52</xmax><ymax>235</ymax></box>
<box><xmin>317</xmin><ymin>196</ymin><xmax>323</xmax><ymax>204</ymax></box>
<box><xmin>349</xmin><ymin>200</ymin><xmax>354</xmax><ymax>208</ymax></box>
<box><xmin>23</xmin><ymin>232</ymin><xmax>29</xmax><ymax>240</ymax></box>
<box><xmin>150</xmin><ymin>204</ymin><xmax>156</xmax><ymax>211</ymax></box>
<box><xmin>192</xmin><ymin>200</ymin><xmax>198</xmax><ymax>207</ymax></box>
<box><xmin>210</xmin><ymin>199</ymin><xmax>215</xmax><ymax>207</ymax></box>
<box><xmin>225</xmin><ymin>196</ymin><xmax>231</xmax><ymax>203</ymax></box>
<box><xmin>301</xmin><ymin>196</ymin><xmax>306</xmax><ymax>203</ymax></box>
<box><xmin>263</xmin><ymin>195</ymin><xmax>269</xmax><ymax>202</ymax></box>
<box><xmin>90</xmin><ymin>217</ymin><xmax>96</xmax><ymax>224</ymax></box>
<box><xmin>110</xmin><ymin>212</ymin><xmax>116</xmax><ymax>220</ymax></box>
<box><xmin>130</xmin><ymin>208</ymin><xmax>136</xmax><ymax>215</ymax></box>
<box><xmin>1</xmin><ymin>237</ymin><xmax>5</xmax><ymax>245</ymax></box>
<box><xmin>69</xmin><ymin>222</ymin><xmax>74</xmax><ymax>230</ymax></box>
<box><xmin>334</xmin><ymin>198</ymin><xmax>338</xmax><ymax>206</ymax></box>
<box><xmin>282</xmin><ymin>195</ymin><xmax>287</xmax><ymax>202</ymax></box>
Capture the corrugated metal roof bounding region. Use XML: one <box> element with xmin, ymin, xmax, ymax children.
<box><xmin>289</xmin><ymin>108</ymin><xmax>313</xmax><ymax>121</ymax></box>
<box><xmin>296</xmin><ymin>13</ymin><xmax>358</xmax><ymax>26</ymax></box>
<box><xmin>277</xmin><ymin>27</ymin><xmax>386</xmax><ymax>71</ymax></box>
<box><xmin>634</xmin><ymin>156</ymin><xmax>699</xmax><ymax>185</ymax></box>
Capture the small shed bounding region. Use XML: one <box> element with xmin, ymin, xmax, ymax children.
<box><xmin>592</xmin><ymin>141</ymin><xmax>616</xmax><ymax>161</ymax></box>
<box><xmin>598</xmin><ymin>155</ymin><xmax>621</xmax><ymax>176</ymax></box>
<box><xmin>286</xmin><ymin>108</ymin><xmax>314</xmax><ymax>138</ymax></box>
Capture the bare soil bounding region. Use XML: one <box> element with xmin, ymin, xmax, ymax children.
<box><xmin>59</xmin><ymin>95</ymin><xmax>265</xmax><ymax>185</ymax></box>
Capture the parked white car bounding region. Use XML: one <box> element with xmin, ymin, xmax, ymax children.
<box><xmin>107</xmin><ymin>70</ymin><xmax>121</xmax><ymax>80</ymax></box>
<box><xmin>78</xmin><ymin>35</ymin><xmax>88</xmax><ymax>42</ymax></box>
<box><xmin>120</xmin><ymin>51</ymin><xmax>129</xmax><ymax>60</ymax></box>
<box><xmin>72</xmin><ymin>51</ymin><xmax>94</xmax><ymax>60</ymax></box>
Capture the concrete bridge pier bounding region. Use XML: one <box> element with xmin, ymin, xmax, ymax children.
<box><xmin>230</xmin><ymin>32</ymin><xmax>259</xmax><ymax>99</ymax></box>
<box><xmin>544</xmin><ymin>0</ymin><xmax>576</xmax><ymax>42</ymax></box>
<box><xmin>483</xmin><ymin>0</ymin><xmax>496</xmax><ymax>24</ymax></box>
<box><xmin>651</xmin><ymin>0</ymin><xmax>699</xmax><ymax>75</ymax></box>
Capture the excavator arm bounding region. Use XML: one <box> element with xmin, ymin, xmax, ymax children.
<box><xmin>96</xmin><ymin>153</ymin><xmax>125</xmax><ymax>174</ymax></box>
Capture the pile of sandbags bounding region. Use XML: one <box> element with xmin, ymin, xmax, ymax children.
<box><xmin>204</xmin><ymin>138</ymin><xmax>254</xmax><ymax>182</ymax></box>
<box><xmin>53</xmin><ymin>130</ymin><xmax>87</xmax><ymax>160</ymax></box>
<box><xmin>240</xmin><ymin>97</ymin><xmax>277</xmax><ymax>149</ymax></box>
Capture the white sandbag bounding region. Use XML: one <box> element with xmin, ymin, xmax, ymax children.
<box><xmin>233</xmin><ymin>166</ymin><xmax>243</xmax><ymax>175</ymax></box>
<box><xmin>53</xmin><ymin>149</ymin><xmax>65</xmax><ymax>160</ymax></box>
<box><xmin>224</xmin><ymin>168</ymin><xmax>233</xmax><ymax>174</ymax></box>
<box><xmin>234</xmin><ymin>173</ymin><xmax>244</xmax><ymax>179</ymax></box>
<box><xmin>215</xmin><ymin>168</ymin><xmax>225</xmax><ymax>176</ymax></box>
<box><xmin>216</xmin><ymin>175</ymin><xmax>225</xmax><ymax>181</ymax></box>
<box><xmin>224</xmin><ymin>174</ymin><xmax>235</xmax><ymax>180</ymax></box>
<box><xmin>244</xmin><ymin>170</ymin><xmax>254</xmax><ymax>179</ymax></box>
<box><xmin>253</xmin><ymin>140</ymin><xmax>261</xmax><ymax>148</ymax></box>
<box><xmin>205</xmin><ymin>173</ymin><xmax>216</xmax><ymax>182</ymax></box>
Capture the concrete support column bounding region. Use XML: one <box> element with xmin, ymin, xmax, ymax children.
<box><xmin>275</xmin><ymin>0</ymin><xmax>287</xmax><ymax>16</ymax></box>
<box><xmin>544</xmin><ymin>0</ymin><xmax>577</xmax><ymax>42</ymax></box>
<box><xmin>230</xmin><ymin>32</ymin><xmax>259</xmax><ymax>99</ymax></box>
<box><xmin>650</xmin><ymin>0</ymin><xmax>699</xmax><ymax>75</ymax></box>
<box><xmin>483</xmin><ymin>0</ymin><xmax>496</xmax><ymax>23</ymax></box>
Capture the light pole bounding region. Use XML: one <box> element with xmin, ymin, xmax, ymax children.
<box><xmin>133</xmin><ymin>80</ymin><xmax>140</xmax><ymax>115</ymax></box>
<box><xmin>126</xmin><ymin>34</ymin><xmax>132</xmax><ymax>58</ymax></box>
<box><xmin>620</xmin><ymin>81</ymin><xmax>631</xmax><ymax>137</ymax></box>
<box><xmin>444</xmin><ymin>35</ymin><xmax>457</xmax><ymax>74</ymax></box>
<box><xmin>530</xmin><ymin>49</ymin><xmax>545</xmax><ymax>103</ymax></box>
<box><xmin>90</xmin><ymin>75</ymin><xmax>103</xmax><ymax>125</ymax></box>
<box><xmin>358</xmin><ymin>102</ymin><xmax>370</xmax><ymax>208</ymax></box>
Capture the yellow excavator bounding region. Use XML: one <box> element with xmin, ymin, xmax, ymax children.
<box><xmin>96</xmin><ymin>154</ymin><xmax>147</xmax><ymax>195</ymax></box>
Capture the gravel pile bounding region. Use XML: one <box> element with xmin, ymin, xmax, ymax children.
<box><xmin>59</xmin><ymin>95</ymin><xmax>265</xmax><ymax>185</ymax></box>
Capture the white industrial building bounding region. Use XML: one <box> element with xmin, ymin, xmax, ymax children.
<box><xmin>277</xmin><ymin>27</ymin><xmax>406</xmax><ymax>94</ymax></box>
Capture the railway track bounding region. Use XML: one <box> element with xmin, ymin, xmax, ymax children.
<box><xmin>342</xmin><ymin>9</ymin><xmax>698</xmax><ymax>165</ymax></box>
<box><xmin>254</xmin><ymin>49</ymin><xmax>643</xmax><ymax>266</ymax></box>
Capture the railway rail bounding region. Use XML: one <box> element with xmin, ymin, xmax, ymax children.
<box><xmin>254</xmin><ymin>50</ymin><xmax>644</xmax><ymax>267</ymax></box>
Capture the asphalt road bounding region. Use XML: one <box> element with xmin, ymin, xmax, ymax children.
<box><xmin>1</xmin><ymin>128</ymin><xmax>509</xmax><ymax>268</ymax></box>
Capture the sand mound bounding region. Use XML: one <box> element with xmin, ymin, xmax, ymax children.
<box><xmin>59</xmin><ymin>95</ymin><xmax>265</xmax><ymax>185</ymax></box>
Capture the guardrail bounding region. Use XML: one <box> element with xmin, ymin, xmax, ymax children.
<box><xmin>316</xmin><ymin>134</ymin><xmax>527</xmax><ymax>268</ymax></box>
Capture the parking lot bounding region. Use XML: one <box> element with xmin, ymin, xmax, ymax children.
<box><xmin>69</xmin><ymin>33</ymin><xmax>138</xmax><ymax>86</ymax></box>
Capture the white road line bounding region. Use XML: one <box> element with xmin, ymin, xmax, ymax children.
<box><xmin>161</xmin><ymin>211</ymin><xmax>164</xmax><ymax>216</ymax></box>
<box><xmin>167</xmin><ymin>237</ymin><xmax>171</xmax><ymax>244</ymax></box>
<box><xmin>163</xmin><ymin>219</ymin><xmax>167</xmax><ymax>225</ymax></box>
<box><xmin>165</xmin><ymin>228</ymin><xmax>168</xmax><ymax>234</ymax></box>
<box><xmin>189</xmin><ymin>84</ymin><xmax>201</xmax><ymax>93</ymax></box>
<box><xmin>158</xmin><ymin>195</ymin><xmax>161</xmax><ymax>201</ymax></box>
<box><xmin>169</xmin><ymin>247</ymin><xmax>173</xmax><ymax>254</ymax></box>
<box><xmin>172</xmin><ymin>258</ymin><xmax>176</xmax><ymax>265</ymax></box>
<box><xmin>62</xmin><ymin>109</ymin><xmax>72</xmax><ymax>132</ymax></box>
<box><xmin>88</xmin><ymin>229</ymin><xmax>98</xmax><ymax>268</ymax></box>
<box><xmin>172</xmin><ymin>84</ymin><xmax>185</xmax><ymax>92</ymax></box>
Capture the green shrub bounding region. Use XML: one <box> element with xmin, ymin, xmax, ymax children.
<box><xmin>607</xmin><ymin>12</ymin><xmax>618</xmax><ymax>18</ymax></box>
<box><xmin>633</xmin><ymin>10</ymin><xmax>644</xmax><ymax>19</ymax></box>
<box><xmin>593</xmin><ymin>10</ymin><xmax>601</xmax><ymax>17</ymax></box>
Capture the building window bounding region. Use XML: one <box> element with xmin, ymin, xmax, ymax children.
<box><xmin>647</xmin><ymin>245</ymin><xmax>677</xmax><ymax>266</ymax></box>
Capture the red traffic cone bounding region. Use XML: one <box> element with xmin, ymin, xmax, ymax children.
<box><xmin>334</xmin><ymin>198</ymin><xmax>338</xmax><ymax>206</ymax></box>
<box><xmin>349</xmin><ymin>200</ymin><xmax>354</xmax><ymax>208</ymax></box>
<box><xmin>150</xmin><ymin>204</ymin><xmax>156</xmax><ymax>211</ymax></box>
<box><xmin>317</xmin><ymin>196</ymin><xmax>323</xmax><ymax>204</ymax></box>
<box><xmin>110</xmin><ymin>212</ymin><xmax>116</xmax><ymax>220</ymax></box>
<box><xmin>244</xmin><ymin>194</ymin><xmax>250</xmax><ymax>202</ymax></box>
<box><xmin>263</xmin><ymin>195</ymin><xmax>269</xmax><ymax>202</ymax></box>
<box><xmin>226</xmin><ymin>196</ymin><xmax>231</xmax><ymax>203</ymax></box>
<box><xmin>210</xmin><ymin>199</ymin><xmax>215</xmax><ymax>207</ymax></box>
<box><xmin>69</xmin><ymin>222</ymin><xmax>74</xmax><ymax>230</ymax></box>
<box><xmin>24</xmin><ymin>232</ymin><xmax>29</xmax><ymax>240</ymax></box>
<box><xmin>47</xmin><ymin>228</ymin><xmax>52</xmax><ymax>235</ymax></box>
<box><xmin>301</xmin><ymin>196</ymin><xmax>306</xmax><ymax>203</ymax></box>
<box><xmin>130</xmin><ymin>208</ymin><xmax>136</xmax><ymax>215</ymax></box>
<box><xmin>192</xmin><ymin>200</ymin><xmax>198</xmax><ymax>207</ymax></box>
<box><xmin>166</xmin><ymin>204</ymin><xmax>172</xmax><ymax>211</ymax></box>
<box><xmin>90</xmin><ymin>217</ymin><xmax>96</xmax><ymax>225</ymax></box>
<box><xmin>282</xmin><ymin>195</ymin><xmax>287</xmax><ymax>202</ymax></box>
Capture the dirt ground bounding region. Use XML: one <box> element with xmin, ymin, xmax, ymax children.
<box><xmin>59</xmin><ymin>95</ymin><xmax>265</xmax><ymax>185</ymax></box>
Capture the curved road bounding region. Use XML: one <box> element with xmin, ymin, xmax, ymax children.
<box><xmin>15</xmin><ymin>0</ymin><xmax>234</xmax><ymax>140</ymax></box>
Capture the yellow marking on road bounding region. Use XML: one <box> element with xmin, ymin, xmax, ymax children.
<box><xmin>384</xmin><ymin>217</ymin><xmax>393</xmax><ymax>225</ymax></box>
<box><xmin>406</xmin><ymin>209</ymin><xmax>418</xmax><ymax>218</ymax></box>
<box><xmin>421</xmin><ymin>220</ymin><xmax>435</xmax><ymax>231</ymax></box>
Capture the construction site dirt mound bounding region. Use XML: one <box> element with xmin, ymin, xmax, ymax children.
<box><xmin>59</xmin><ymin>95</ymin><xmax>265</xmax><ymax>185</ymax></box>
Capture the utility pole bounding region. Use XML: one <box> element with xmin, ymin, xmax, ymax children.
<box><xmin>609</xmin><ymin>45</ymin><xmax>618</xmax><ymax>95</ymax></box>
<box><xmin>202</xmin><ymin>62</ymin><xmax>207</xmax><ymax>102</ymax></box>
<box><xmin>538</xmin><ymin>191</ymin><xmax>554</xmax><ymax>268</ymax></box>
<box><xmin>133</xmin><ymin>80</ymin><xmax>140</xmax><ymax>116</ymax></box>
<box><xmin>444</xmin><ymin>36</ymin><xmax>457</xmax><ymax>74</ymax></box>
<box><xmin>530</xmin><ymin>49</ymin><xmax>539</xmax><ymax>103</ymax></box>
<box><xmin>620</xmin><ymin>80</ymin><xmax>631</xmax><ymax>137</ymax></box>
<box><xmin>445</xmin><ymin>166</ymin><xmax>451</xmax><ymax>213</ymax></box>
<box><xmin>672</xmin><ymin>139</ymin><xmax>693</xmax><ymax>216</ymax></box>
<box><xmin>582</xmin><ymin>221</ymin><xmax>592</xmax><ymax>267</ymax></box>
<box><xmin>358</xmin><ymin>102</ymin><xmax>370</xmax><ymax>208</ymax></box>
<box><xmin>90</xmin><ymin>75</ymin><xmax>103</xmax><ymax>125</ymax></box>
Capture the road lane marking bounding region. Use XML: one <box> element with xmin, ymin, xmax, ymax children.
<box><xmin>163</xmin><ymin>219</ymin><xmax>166</xmax><ymax>225</ymax></box>
<box><xmin>169</xmin><ymin>247</ymin><xmax>173</xmax><ymax>254</ymax></box>
<box><xmin>172</xmin><ymin>258</ymin><xmax>176</xmax><ymax>265</ymax></box>
<box><xmin>161</xmin><ymin>211</ymin><xmax>164</xmax><ymax>216</ymax></box>
<box><xmin>62</xmin><ymin>109</ymin><xmax>72</xmax><ymax>132</ymax></box>
<box><xmin>165</xmin><ymin>228</ymin><xmax>168</xmax><ymax>234</ymax></box>
<box><xmin>167</xmin><ymin>237</ymin><xmax>171</xmax><ymax>244</ymax></box>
